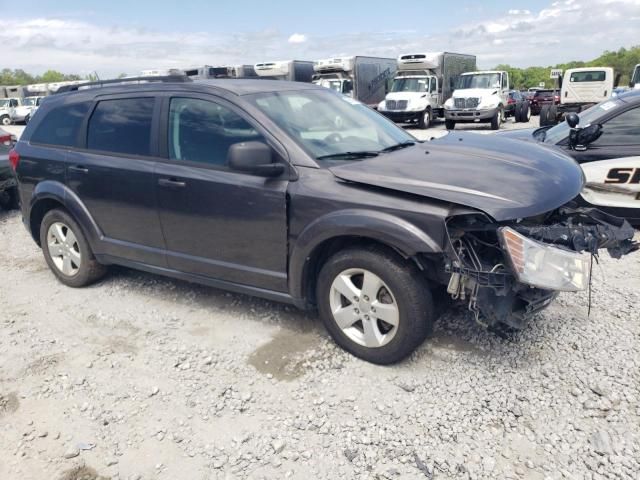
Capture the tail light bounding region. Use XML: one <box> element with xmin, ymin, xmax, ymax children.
<box><xmin>554</xmin><ymin>95</ymin><xmax>560</xmax><ymax>102</ymax></box>
<box><xmin>0</xmin><ymin>133</ymin><xmax>11</xmax><ymax>147</ymax></box>
<box><xmin>8</xmin><ymin>149</ymin><xmax>20</xmax><ymax>170</ymax></box>
<box><xmin>508</xmin><ymin>98</ymin><xmax>516</xmax><ymax>104</ymax></box>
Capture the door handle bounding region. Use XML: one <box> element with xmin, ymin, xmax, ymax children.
<box><xmin>68</xmin><ymin>165</ymin><xmax>89</xmax><ymax>174</ymax></box>
<box><xmin>158</xmin><ymin>178</ymin><xmax>186</xmax><ymax>188</ymax></box>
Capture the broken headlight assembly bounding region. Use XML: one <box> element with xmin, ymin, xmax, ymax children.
<box><xmin>499</xmin><ymin>227</ymin><xmax>590</xmax><ymax>292</ymax></box>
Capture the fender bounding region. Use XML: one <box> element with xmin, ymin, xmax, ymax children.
<box><xmin>29</xmin><ymin>180</ymin><xmax>103</xmax><ymax>247</ymax></box>
<box><xmin>288</xmin><ymin>209</ymin><xmax>442</xmax><ymax>300</ymax></box>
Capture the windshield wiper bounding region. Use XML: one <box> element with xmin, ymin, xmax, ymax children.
<box><xmin>316</xmin><ymin>151</ymin><xmax>380</xmax><ymax>160</ymax></box>
<box><xmin>379</xmin><ymin>141</ymin><xmax>416</xmax><ymax>153</ymax></box>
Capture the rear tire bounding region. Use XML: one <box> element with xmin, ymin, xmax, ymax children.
<box><xmin>521</xmin><ymin>102</ymin><xmax>531</xmax><ymax>122</ymax></box>
<box><xmin>514</xmin><ymin>104</ymin><xmax>522</xmax><ymax>123</ymax></box>
<box><xmin>445</xmin><ymin>119</ymin><xmax>455</xmax><ymax>130</ymax></box>
<box><xmin>40</xmin><ymin>209</ymin><xmax>107</xmax><ymax>288</ymax></box>
<box><xmin>540</xmin><ymin>104</ymin><xmax>558</xmax><ymax>126</ymax></box>
<box><xmin>316</xmin><ymin>246</ymin><xmax>434</xmax><ymax>364</ymax></box>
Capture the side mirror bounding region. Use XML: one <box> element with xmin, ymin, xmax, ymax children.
<box><xmin>566</xmin><ymin>112</ymin><xmax>580</xmax><ymax>128</ymax></box>
<box><xmin>227</xmin><ymin>141</ymin><xmax>284</xmax><ymax>177</ymax></box>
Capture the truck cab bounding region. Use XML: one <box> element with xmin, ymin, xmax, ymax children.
<box><xmin>378</xmin><ymin>53</ymin><xmax>443</xmax><ymax>129</ymax></box>
<box><xmin>561</xmin><ymin>67</ymin><xmax>615</xmax><ymax>104</ymax></box>
<box><xmin>312</xmin><ymin>57</ymin><xmax>356</xmax><ymax>96</ymax></box>
<box><xmin>254</xmin><ymin>61</ymin><xmax>314</xmax><ymax>82</ymax></box>
<box><xmin>444</xmin><ymin>70</ymin><xmax>509</xmax><ymax>130</ymax></box>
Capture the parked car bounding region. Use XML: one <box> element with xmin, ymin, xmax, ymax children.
<box><xmin>505</xmin><ymin>90</ymin><xmax>531</xmax><ymax>122</ymax></box>
<box><xmin>529</xmin><ymin>89</ymin><xmax>560</xmax><ymax>115</ymax></box>
<box><xmin>0</xmin><ymin>127</ymin><xmax>19</xmax><ymax>209</ymax></box>
<box><xmin>11</xmin><ymin>77</ymin><xmax>636</xmax><ymax>364</ymax></box>
<box><xmin>500</xmin><ymin>90</ymin><xmax>640</xmax><ymax>225</ymax></box>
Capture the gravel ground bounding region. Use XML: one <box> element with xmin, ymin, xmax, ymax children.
<box><xmin>1</xmin><ymin>117</ymin><xmax>639</xmax><ymax>480</ymax></box>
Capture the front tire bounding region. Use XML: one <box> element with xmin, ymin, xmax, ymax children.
<box><xmin>418</xmin><ymin>108</ymin><xmax>431</xmax><ymax>129</ymax></box>
<box><xmin>0</xmin><ymin>115</ymin><xmax>10</xmax><ymax>126</ymax></box>
<box><xmin>445</xmin><ymin>119</ymin><xmax>455</xmax><ymax>130</ymax></box>
<box><xmin>316</xmin><ymin>246</ymin><xmax>434</xmax><ymax>364</ymax></box>
<box><xmin>40</xmin><ymin>209</ymin><xmax>107</xmax><ymax>288</ymax></box>
<box><xmin>490</xmin><ymin>106</ymin><xmax>504</xmax><ymax>130</ymax></box>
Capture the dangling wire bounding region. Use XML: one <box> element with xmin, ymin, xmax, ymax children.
<box><xmin>587</xmin><ymin>253</ymin><xmax>595</xmax><ymax>316</ymax></box>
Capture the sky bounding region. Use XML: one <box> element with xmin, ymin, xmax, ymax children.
<box><xmin>1</xmin><ymin>0</ymin><xmax>639</xmax><ymax>77</ymax></box>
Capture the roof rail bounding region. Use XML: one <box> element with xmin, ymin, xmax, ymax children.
<box><xmin>54</xmin><ymin>75</ymin><xmax>192</xmax><ymax>94</ymax></box>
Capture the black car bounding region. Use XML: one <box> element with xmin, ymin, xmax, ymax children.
<box><xmin>0</xmin><ymin>127</ymin><xmax>19</xmax><ymax>209</ymax></box>
<box><xmin>505</xmin><ymin>90</ymin><xmax>531</xmax><ymax>122</ymax></box>
<box><xmin>500</xmin><ymin>90</ymin><xmax>640</xmax><ymax>225</ymax></box>
<box><xmin>11</xmin><ymin>77</ymin><xmax>636</xmax><ymax>364</ymax></box>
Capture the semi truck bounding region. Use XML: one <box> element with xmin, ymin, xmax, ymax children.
<box><xmin>183</xmin><ymin>65</ymin><xmax>257</xmax><ymax>79</ymax></box>
<box><xmin>254</xmin><ymin>60</ymin><xmax>314</xmax><ymax>82</ymax></box>
<box><xmin>312</xmin><ymin>56</ymin><xmax>396</xmax><ymax>108</ymax></box>
<box><xmin>377</xmin><ymin>52</ymin><xmax>476</xmax><ymax>129</ymax></box>
<box><xmin>539</xmin><ymin>67</ymin><xmax>619</xmax><ymax>126</ymax></box>
<box><xmin>444</xmin><ymin>70</ymin><xmax>511</xmax><ymax>130</ymax></box>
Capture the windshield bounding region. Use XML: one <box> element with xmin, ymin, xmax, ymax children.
<box><xmin>633</xmin><ymin>66</ymin><xmax>640</xmax><ymax>85</ymax></box>
<box><xmin>0</xmin><ymin>99</ymin><xmax>10</xmax><ymax>108</ymax></box>
<box><xmin>541</xmin><ymin>98</ymin><xmax>622</xmax><ymax>144</ymax></box>
<box><xmin>390</xmin><ymin>77</ymin><xmax>428</xmax><ymax>93</ymax></box>
<box><xmin>456</xmin><ymin>73</ymin><xmax>501</xmax><ymax>89</ymax></box>
<box><xmin>247</xmin><ymin>89</ymin><xmax>416</xmax><ymax>162</ymax></box>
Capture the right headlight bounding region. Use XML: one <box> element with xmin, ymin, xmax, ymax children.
<box><xmin>499</xmin><ymin>227</ymin><xmax>590</xmax><ymax>292</ymax></box>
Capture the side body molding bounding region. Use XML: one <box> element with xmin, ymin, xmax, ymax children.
<box><xmin>29</xmin><ymin>180</ymin><xmax>103</xmax><ymax>247</ymax></box>
<box><xmin>288</xmin><ymin>209</ymin><xmax>442</xmax><ymax>301</ymax></box>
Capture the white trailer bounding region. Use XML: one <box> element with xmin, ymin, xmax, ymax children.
<box><xmin>312</xmin><ymin>56</ymin><xmax>396</xmax><ymax>108</ymax></box>
<box><xmin>183</xmin><ymin>65</ymin><xmax>257</xmax><ymax>79</ymax></box>
<box><xmin>378</xmin><ymin>52</ymin><xmax>476</xmax><ymax>128</ymax></box>
<box><xmin>254</xmin><ymin>60</ymin><xmax>314</xmax><ymax>82</ymax></box>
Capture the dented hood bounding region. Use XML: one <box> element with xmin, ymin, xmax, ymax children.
<box><xmin>329</xmin><ymin>132</ymin><xmax>585</xmax><ymax>221</ymax></box>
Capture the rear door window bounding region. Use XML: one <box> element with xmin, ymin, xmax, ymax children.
<box><xmin>30</xmin><ymin>102</ymin><xmax>90</xmax><ymax>147</ymax></box>
<box><xmin>570</xmin><ymin>71</ymin><xmax>606</xmax><ymax>82</ymax></box>
<box><xmin>87</xmin><ymin>98</ymin><xmax>154</xmax><ymax>156</ymax></box>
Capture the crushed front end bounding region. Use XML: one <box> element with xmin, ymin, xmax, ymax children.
<box><xmin>443</xmin><ymin>206</ymin><xmax>638</xmax><ymax>330</ymax></box>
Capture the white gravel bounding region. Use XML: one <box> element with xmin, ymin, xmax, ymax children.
<box><xmin>1</xmin><ymin>117</ymin><xmax>639</xmax><ymax>480</ymax></box>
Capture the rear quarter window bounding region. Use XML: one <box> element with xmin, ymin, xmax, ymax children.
<box><xmin>30</xmin><ymin>102</ymin><xmax>90</xmax><ymax>147</ymax></box>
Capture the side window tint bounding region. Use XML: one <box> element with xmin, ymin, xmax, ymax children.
<box><xmin>87</xmin><ymin>98</ymin><xmax>154</xmax><ymax>156</ymax></box>
<box><xmin>594</xmin><ymin>107</ymin><xmax>640</xmax><ymax>146</ymax></box>
<box><xmin>169</xmin><ymin>97</ymin><xmax>263</xmax><ymax>167</ymax></box>
<box><xmin>30</xmin><ymin>102</ymin><xmax>90</xmax><ymax>147</ymax></box>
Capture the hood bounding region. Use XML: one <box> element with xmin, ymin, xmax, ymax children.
<box><xmin>495</xmin><ymin>128</ymin><xmax>537</xmax><ymax>141</ymax></box>
<box><xmin>385</xmin><ymin>91</ymin><xmax>427</xmax><ymax>101</ymax></box>
<box><xmin>452</xmin><ymin>88</ymin><xmax>498</xmax><ymax>98</ymax></box>
<box><xmin>329</xmin><ymin>132</ymin><xmax>584</xmax><ymax>222</ymax></box>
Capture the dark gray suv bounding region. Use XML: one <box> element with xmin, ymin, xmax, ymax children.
<box><xmin>11</xmin><ymin>77</ymin><xmax>636</xmax><ymax>364</ymax></box>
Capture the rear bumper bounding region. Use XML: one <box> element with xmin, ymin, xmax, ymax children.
<box><xmin>379</xmin><ymin>110</ymin><xmax>422</xmax><ymax>123</ymax></box>
<box><xmin>444</xmin><ymin>107</ymin><xmax>497</xmax><ymax>122</ymax></box>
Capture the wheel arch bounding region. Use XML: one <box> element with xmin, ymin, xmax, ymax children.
<box><xmin>289</xmin><ymin>209</ymin><xmax>442</xmax><ymax>306</ymax></box>
<box><xmin>28</xmin><ymin>181</ymin><xmax>102</xmax><ymax>247</ymax></box>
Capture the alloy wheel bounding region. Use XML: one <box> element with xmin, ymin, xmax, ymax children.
<box><xmin>47</xmin><ymin>222</ymin><xmax>81</xmax><ymax>276</ymax></box>
<box><xmin>329</xmin><ymin>268</ymin><xmax>399</xmax><ymax>348</ymax></box>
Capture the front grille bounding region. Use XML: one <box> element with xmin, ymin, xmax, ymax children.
<box><xmin>454</xmin><ymin>97</ymin><xmax>480</xmax><ymax>109</ymax></box>
<box><xmin>386</xmin><ymin>100</ymin><xmax>408</xmax><ymax>110</ymax></box>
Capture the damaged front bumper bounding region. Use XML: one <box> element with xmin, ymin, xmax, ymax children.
<box><xmin>444</xmin><ymin>206</ymin><xmax>637</xmax><ymax>329</ymax></box>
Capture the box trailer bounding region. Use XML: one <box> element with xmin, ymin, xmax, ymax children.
<box><xmin>183</xmin><ymin>65</ymin><xmax>257</xmax><ymax>79</ymax></box>
<box><xmin>254</xmin><ymin>60</ymin><xmax>314</xmax><ymax>82</ymax></box>
<box><xmin>378</xmin><ymin>52</ymin><xmax>476</xmax><ymax>128</ymax></box>
<box><xmin>312</xmin><ymin>56</ymin><xmax>396</xmax><ymax>108</ymax></box>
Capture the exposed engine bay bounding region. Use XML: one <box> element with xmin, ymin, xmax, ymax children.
<box><xmin>443</xmin><ymin>205</ymin><xmax>638</xmax><ymax>330</ymax></box>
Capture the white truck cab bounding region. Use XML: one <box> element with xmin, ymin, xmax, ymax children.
<box><xmin>0</xmin><ymin>97</ymin><xmax>23</xmax><ymax>126</ymax></box>
<box><xmin>254</xmin><ymin>60</ymin><xmax>314</xmax><ymax>82</ymax></box>
<box><xmin>444</xmin><ymin>70</ymin><xmax>509</xmax><ymax>130</ymax></box>
<box><xmin>561</xmin><ymin>67</ymin><xmax>615</xmax><ymax>104</ymax></box>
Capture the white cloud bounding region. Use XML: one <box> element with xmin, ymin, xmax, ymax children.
<box><xmin>288</xmin><ymin>33</ymin><xmax>307</xmax><ymax>44</ymax></box>
<box><xmin>0</xmin><ymin>0</ymin><xmax>639</xmax><ymax>77</ymax></box>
